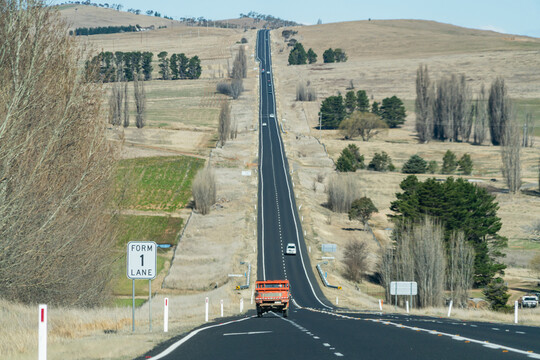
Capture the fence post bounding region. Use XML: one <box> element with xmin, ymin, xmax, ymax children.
<box><xmin>39</xmin><ymin>304</ymin><xmax>47</xmax><ymax>360</ymax></box>
<box><xmin>514</xmin><ymin>301</ymin><xmax>518</xmax><ymax>324</ymax></box>
<box><xmin>164</xmin><ymin>298</ymin><xmax>169</xmax><ymax>332</ymax></box>
<box><xmin>205</xmin><ymin>297</ymin><xmax>209</xmax><ymax>322</ymax></box>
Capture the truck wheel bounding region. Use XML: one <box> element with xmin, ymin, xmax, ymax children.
<box><xmin>283</xmin><ymin>308</ymin><xmax>288</xmax><ymax>318</ymax></box>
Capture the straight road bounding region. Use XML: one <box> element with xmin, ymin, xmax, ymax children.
<box><xmin>138</xmin><ymin>30</ymin><xmax>540</xmax><ymax>360</ymax></box>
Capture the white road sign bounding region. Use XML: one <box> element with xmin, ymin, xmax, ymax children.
<box><xmin>127</xmin><ymin>241</ymin><xmax>157</xmax><ymax>280</ymax></box>
<box><xmin>390</xmin><ymin>281</ymin><xmax>418</xmax><ymax>295</ymax></box>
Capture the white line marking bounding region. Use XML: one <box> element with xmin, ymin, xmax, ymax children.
<box><xmin>323</xmin><ymin>343</ymin><xmax>331</xmax><ymax>347</ymax></box>
<box><xmin>149</xmin><ymin>316</ymin><xmax>255</xmax><ymax>359</ymax></box>
<box><xmin>223</xmin><ymin>331</ymin><xmax>273</xmax><ymax>336</ymax></box>
<box><xmin>516</xmin><ymin>331</ymin><xmax>526</xmax><ymax>334</ymax></box>
<box><xmin>334</xmin><ymin>352</ymin><xmax>344</xmax><ymax>357</ymax></box>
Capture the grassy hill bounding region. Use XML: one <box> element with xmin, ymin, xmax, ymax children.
<box><xmin>56</xmin><ymin>4</ymin><xmax>182</xmax><ymax>30</ymax></box>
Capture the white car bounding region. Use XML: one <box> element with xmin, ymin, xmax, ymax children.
<box><xmin>285</xmin><ymin>243</ymin><xmax>297</xmax><ymax>255</ymax></box>
<box><xmin>262</xmin><ymin>122</ymin><xmax>267</xmax><ymax>126</ymax></box>
<box><xmin>269</xmin><ymin>114</ymin><xmax>275</xmax><ymax>118</ymax></box>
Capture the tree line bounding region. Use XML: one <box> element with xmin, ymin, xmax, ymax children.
<box><xmin>70</xmin><ymin>24</ymin><xmax>140</xmax><ymax>36</ymax></box>
<box><xmin>86</xmin><ymin>51</ymin><xmax>201</xmax><ymax>82</ymax></box>
<box><xmin>319</xmin><ymin>89</ymin><xmax>406</xmax><ymax>130</ymax></box>
<box><xmin>288</xmin><ymin>42</ymin><xmax>347</xmax><ymax>66</ymax></box>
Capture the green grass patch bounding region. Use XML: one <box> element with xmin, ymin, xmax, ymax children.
<box><xmin>112</xmin><ymin>254</ymin><xmax>166</xmax><ymax>296</ymax></box>
<box><xmin>508</xmin><ymin>239</ymin><xmax>540</xmax><ymax>251</ymax></box>
<box><xmin>115</xmin><ymin>156</ymin><xmax>204</xmax><ymax>212</ymax></box>
<box><xmin>116</xmin><ymin>215</ymin><xmax>183</xmax><ymax>246</ymax></box>
<box><xmin>112</xmin><ymin>298</ymin><xmax>146</xmax><ymax>308</ymax></box>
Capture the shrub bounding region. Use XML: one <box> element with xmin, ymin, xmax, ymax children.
<box><xmin>442</xmin><ymin>150</ymin><xmax>458</xmax><ymax>174</ymax></box>
<box><xmin>343</xmin><ymin>240</ymin><xmax>369</xmax><ymax>282</ymax></box>
<box><xmin>241</xmin><ymin>37</ymin><xmax>248</xmax><ymax>43</ymax></box>
<box><xmin>458</xmin><ymin>153</ymin><xmax>473</xmax><ymax>175</ymax></box>
<box><xmin>296</xmin><ymin>82</ymin><xmax>317</xmax><ymax>101</ymax></box>
<box><xmin>402</xmin><ymin>155</ymin><xmax>428</xmax><ymax>174</ymax></box>
<box><xmin>216</xmin><ymin>81</ymin><xmax>232</xmax><ymax>96</ymax></box>
<box><xmin>483</xmin><ymin>277</ymin><xmax>510</xmax><ymax>311</ymax></box>
<box><xmin>307</xmin><ymin>48</ymin><xmax>317</xmax><ymax>64</ymax></box>
<box><xmin>334</xmin><ymin>48</ymin><xmax>347</xmax><ymax>62</ymax></box>
<box><xmin>326</xmin><ymin>174</ymin><xmax>362</xmax><ymax>213</ymax></box>
<box><xmin>192</xmin><ymin>167</ymin><xmax>217</xmax><ymax>215</ymax></box>
<box><xmin>349</xmin><ymin>197</ymin><xmax>378</xmax><ymax>228</ymax></box>
<box><xmin>323</xmin><ymin>48</ymin><xmax>335</xmax><ymax>63</ymax></box>
<box><xmin>336</xmin><ymin>144</ymin><xmax>364</xmax><ymax>172</ymax></box>
<box><xmin>427</xmin><ymin>160</ymin><xmax>438</xmax><ymax>174</ymax></box>
<box><xmin>368</xmin><ymin>152</ymin><xmax>394</xmax><ymax>172</ymax></box>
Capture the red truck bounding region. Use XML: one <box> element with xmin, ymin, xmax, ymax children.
<box><xmin>255</xmin><ymin>280</ymin><xmax>291</xmax><ymax>317</ymax></box>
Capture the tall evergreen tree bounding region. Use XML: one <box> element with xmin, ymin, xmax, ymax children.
<box><xmin>141</xmin><ymin>52</ymin><xmax>153</xmax><ymax>80</ymax></box>
<box><xmin>442</xmin><ymin>150</ymin><xmax>458</xmax><ymax>174</ymax></box>
<box><xmin>319</xmin><ymin>95</ymin><xmax>345</xmax><ymax>128</ymax></box>
<box><xmin>323</xmin><ymin>48</ymin><xmax>335</xmax><ymax>63</ymax></box>
<box><xmin>288</xmin><ymin>42</ymin><xmax>307</xmax><ymax>65</ymax></box>
<box><xmin>381</xmin><ymin>95</ymin><xmax>406</xmax><ymax>128</ymax></box>
<box><xmin>187</xmin><ymin>56</ymin><xmax>202</xmax><ymax>79</ymax></box>
<box><xmin>307</xmin><ymin>48</ymin><xmax>317</xmax><ymax>64</ymax></box>
<box><xmin>344</xmin><ymin>91</ymin><xmax>357</xmax><ymax>113</ymax></box>
<box><xmin>356</xmin><ymin>90</ymin><xmax>369</xmax><ymax>112</ymax></box>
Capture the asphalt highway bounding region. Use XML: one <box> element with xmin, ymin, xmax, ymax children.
<box><xmin>138</xmin><ymin>30</ymin><xmax>540</xmax><ymax>360</ymax></box>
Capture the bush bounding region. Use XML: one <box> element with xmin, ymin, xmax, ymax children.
<box><xmin>368</xmin><ymin>152</ymin><xmax>394</xmax><ymax>172</ymax></box>
<box><xmin>427</xmin><ymin>160</ymin><xmax>438</xmax><ymax>174</ymax></box>
<box><xmin>442</xmin><ymin>150</ymin><xmax>458</xmax><ymax>174</ymax></box>
<box><xmin>343</xmin><ymin>240</ymin><xmax>369</xmax><ymax>282</ymax></box>
<box><xmin>458</xmin><ymin>153</ymin><xmax>473</xmax><ymax>175</ymax></box>
<box><xmin>192</xmin><ymin>167</ymin><xmax>217</xmax><ymax>215</ymax></box>
<box><xmin>483</xmin><ymin>277</ymin><xmax>510</xmax><ymax>311</ymax></box>
<box><xmin>336</xmin><ymin>144</ymin><xmax>364</xmax><ymax>172</ymax></box>
<box><xmin>296</xmin><ymin>82</ymin><xmax>317</xmax><ymax>101</ymax></box>
<box><xmin>326</xmin><ymin>174</ymin><xmax>362</xmax><ymax>213</ymax></box>
<box><xmin>241</xmin><ymin>37</ymin><xmax>248</xmax><ymax>43</ymax></box>
<box><xmin>402</xmin><ymin>154</ymin><xmax>428</xmax><ymax>174</ymax></box>
<box><xmin>334</xmin><ymin>48</ymin><xmax>347</xmax><ymax>62</ymax></box>
<box><xmin>323</xmin><ymin>48</ymin><xmax>335</xmax><ymax>63</ymax></box>
<box><xmin>349</xmin><ymin>197</ymin><xmax>378</xmax><ymax>227</ymax></box>
<box><xmin>216</xmin><ymin>82</ymin><xmax>232</xmax><ymax>96</ymax></box>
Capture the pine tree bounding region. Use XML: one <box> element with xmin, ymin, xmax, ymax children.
<box><xmin>344</xmin><ymin>91</ymin><xmax>357</xmax><ymax>113</ymax></box>
<box><xmin>323</xmin><ymin>48</ymin><xmax>335</xmax><ymax>63</ymax></box>
<box><xmin>307</xmin><ymin>48</ymin><xmax>317</xmax><ymax>64</ymax></box>
<box><xmin>381</xmin><ymin>96</ymin><xmax>406</xmax><ymax>128</ymax></box>
<box><xmin>458</xmin><ymin>154</ymin><xmax>473</xmax><ymax>175</ymax></box>
<box><xmin>356</xmin><ymin>90</ymin><xmax>369</xmax><ymax>112</ymax></box>
<box><xmin>319</xmin><ymin>95</ymin><xmax>345</xmax><ymax>128</ymax></box>
<box><xmin>402</xmin><ymin>155</ymin><xmax>428</xmax><ymax>174</ymax></box>
<box><xmin>442</xmin><ymin>150</ymin><xmax>458</xmax><ymax>174</ymax></box>
<box><xmin>483</xmin><ymin>278</ymin><xmax>510</xmax><ymax>311</ymax></box>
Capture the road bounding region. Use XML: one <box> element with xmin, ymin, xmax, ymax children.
<box><xmin>138</xmin><ymin>29</ymin><xmax>540</xmax><ymax>360</ymax></box>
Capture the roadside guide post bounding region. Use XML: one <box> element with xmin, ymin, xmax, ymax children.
<box><xmin>127</xmin><ymin>241</ymin><xmax>157</xmax><ymax>332</ymax></box>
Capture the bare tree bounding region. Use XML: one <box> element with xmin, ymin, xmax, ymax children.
<box><xmin>501</xmin><ymin>110</ymin><xmax>521</xmax><ymax>193</ymax></box>
<box><xmin>447</xmin><ymin>231</ymin><xmax>474</xmax><ymax>307</ymax></box>
<box><xmin>382</xmin><ymin>218</ymin><xmax>446</xmax><ymax>308</ymax></box>
<box><xmin>231</xmin><ymin>46</ymin><xmax>247</xmax><ymax>79</ymax></box>
<box><xmin>218</xmin><ymin>102</ymin><xmax>231</xmax><ymax>146</ymax></box>
<box><xmin>192</xmin><ymin>167</ymin><xmax>217</xmax><ymax>215</ymax></box>
<box><xmin>473</xmin><ymin>84</ymin><xmax>488</xmax><ymax>145</ymax></box>
<box><xmin>489</xmin><ymin>77</ymin><xmax>510</xmax><ymax>146</ymax></box>
<box><xmin>296</xmin><ymin>81</ymin><xmax>317</xmax><ymax>101</ymax></box>
<box><xmin>522</xmin><ymin>113</ymin><xmax>535</xmax><ymax>147</ymax></box>
<box><xmin>415</xmin><ymin>64</ymin><xmax>433</xmax><ymax>143</ymax></box>
<box><xmin>433</xmin><ymin>74</ymin><xmax>471</xmax><ymax>142</ymax></box>
<box><xmin>108</xmin><ymin>81</ymin><xmax>123</xmax><ymax>126</ymax></box>
<box><xmin>231</xmin><ymin>78</ymin><xmax>243</xmax><ymax>100</ymax></box>
<box><xmin>343</xmin><ymin>240</ymin><xmax>369</xmax><ymax>282</ymax></box>
<box><xmin>0</xmin><ymin>0</ymin><xmax>116</xmax><ymax>306</ymax></box>
<box><xmin>326</xmin><ymin>173</ymin><xmax>362</xmax><ymax>213</ymax></box>
<box><xmin>133</xmin><ymin>77</ymin><xmax>146</xmax><ymax>128</ymax></box>
<box><xmin>123</xmin><ymin>81</ymin><xmax>129</xmax><ymax>127</ymax></box>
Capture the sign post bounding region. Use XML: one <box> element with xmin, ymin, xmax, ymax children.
<box><xmin>390</xmin><ymin>281</ymin><xmax>418</xmax><ymax>310</ymax></box>
<box><xmin>38</xmin><ymin>304</ymin><xmax>47</xmax><ymax>360</ymax></box>
<box><xmin>127</xmin><ymin>241</ymin><xmax>157</xmax><ymax>332</ymax></box>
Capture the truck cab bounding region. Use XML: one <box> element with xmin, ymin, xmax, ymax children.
<box><xmin>254</xmin><ymin>280</ymin><xmax>291</xmax><ymax>317</ymax></box>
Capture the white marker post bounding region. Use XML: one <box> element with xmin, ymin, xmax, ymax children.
<box><xmin>447</xmin><ymin>300</ymin><xmax>453</xmax><ymax>317</ymax></box>
<box><xmin>336</xmin><ymin>297</ymin><xmax>339</xmax><ymax>305</ymax></box>
<box><xmin>240</xmin><ymin>298</ymin><xmax>244</xmax><ymax>313</ymax></box>
<box><xmin>514</xmin><ymin>301</ymin><xmax>518</xmax><ymax>324</ymax></box>
<box><xmin>378</xmin><ymin>299</ymin><xmax>383</xmax><ymax>311</ymax></box>
<box><xmin>251</xmin><ymin>290</ymin><xmax>254</xmax><ymax>305</ymax></box>
<box><xmin>164</xmin><ymin>298</ymin><xmax>169</xmax><ymax>333</ymax></box>
<box><xmin>205</xmin><ymin>297</ymin><xmax>209</xmax><ymax>322</ymax></box>
<box><xmin>406</xmin><ymin>300</ymin><xmax>409</xmax><ymax>314</ymax></box>
<box><xmin>38</xmin><ymin>304</ymin><xmax>47</xmax><ymax>360</ymax></box>
<box><xmin>220</xmin><ymin>299</ymin><xmax>224</xmax><ymax>317</ymax></box>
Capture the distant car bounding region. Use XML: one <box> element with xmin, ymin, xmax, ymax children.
<box><xmin>285</xmin><ymin>243</ymin><xmax>297</xmax><ymax>255</ymax></box>
<box><xmin>262</xmin><ymin>122</ymin><xmax>267</xmax><ymax>126</ymax></box>
<box><xmin>262</xmin><ymin>68</ymin><xmax>264</xmax><ymax>72</ymax></box>
<box><xmin>269</xmin><ymin>114</ymin><xmax>275</xmax><ymax>118</ymax></box>
<box><xmin>268</xmin><ymin>83</ymin><xmax>272</xmax><ymax>87</ymax></box>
